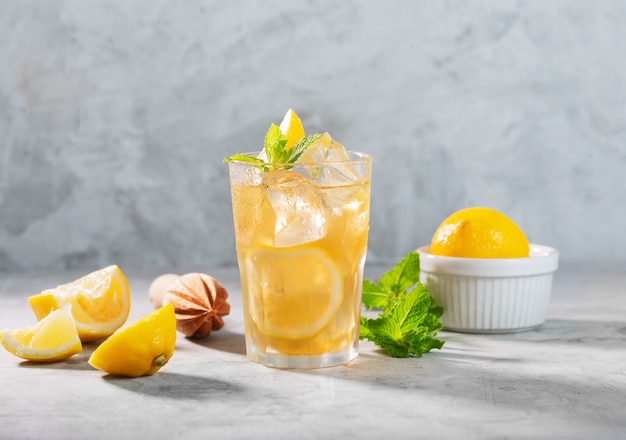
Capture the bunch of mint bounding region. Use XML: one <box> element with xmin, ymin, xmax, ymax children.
<box><xmin>360</xmin><ymin>250</ymin><xmax>445</xmax><ymax>358</ymax></box>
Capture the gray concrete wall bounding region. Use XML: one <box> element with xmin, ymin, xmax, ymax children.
<box><xmin>1</xmin><ymin>0</ymin><xmax>625</xmax><ymax>272</ymax></box>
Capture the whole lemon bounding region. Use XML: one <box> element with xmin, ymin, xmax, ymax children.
<box><xmin>430</xmin><ymin>207</ymin><xmax>529</xmax><ymax>258</ymax></box>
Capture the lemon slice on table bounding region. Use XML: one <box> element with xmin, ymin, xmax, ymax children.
<box><xmin>88</xmin><ymin>304</ymin><xmax>176</xmax><ymax>377</ymax></box>
<box><xmin>279</xmin><ymin>108</ymin><xmax>305</xmax><ymax>150</ymax></box>
<box><xmin>28</xmin><ymin>265</ymin><xmax>131</xmax><ymax>342</ymax></box>
<box><xmin>0</xmin><ymin>304</ymin><xmax>82</xmax><ymax>362</ymax></box>
<box><xmin>430</xmin><ymin>207</ymin><xmax>530</xmax><ymax>258</ymax></box>
<box><xmin>246</xmin><ymin>246</ymin><xmax>342</xmax><ymax>339</ymax></box>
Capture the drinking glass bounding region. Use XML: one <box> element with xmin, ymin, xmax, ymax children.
<box><xmin>228</xmin><ymin>152</ymin><xmax>372</xmax><ymax>368</ymax></box>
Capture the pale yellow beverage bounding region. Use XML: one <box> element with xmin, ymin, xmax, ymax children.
<box><xmin>228</xmin><ymin>148</ymin><xmax>371</xmax><ymax>368</ymax></box>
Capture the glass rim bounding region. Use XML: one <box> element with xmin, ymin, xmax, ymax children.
<box><xmin>227</xmin><ymin>151</ymin><xmax>372</xmax><ymax>167</ymax></box>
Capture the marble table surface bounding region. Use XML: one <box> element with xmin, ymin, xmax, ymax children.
<box><xmin>1</xmin><ymin>263</ymin><xmax>625</xmax><ymax>440</ymax></box>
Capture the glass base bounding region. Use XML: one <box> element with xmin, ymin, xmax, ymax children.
<box><xmin>246</xmin><ymin>346</ymin><xmax>359</xmax><ymax>369</ymax></box>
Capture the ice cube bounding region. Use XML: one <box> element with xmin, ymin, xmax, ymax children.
<box><xmin>297</xmin><ymin>132</ymin><xmax>362</xmax><ymax>186</ymax></box>
<box><xmin>300</xmin><ymin>132</ymin><xmax>350</xmax><ymax>163</ymax></box>
<box><xmin>264</xmin><ymin>171</ymin><xmax>326</xmax><ymax>247</ymax></box>
<box><xmin>319</xmin><ymin>185</ymin><xmax>363</xmax><ymax>213</ymax></box>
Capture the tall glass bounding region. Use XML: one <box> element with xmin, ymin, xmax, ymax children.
<box><xmin>228</xmin><ymin>152</ymin><xmax>372</xmax><ymax>368</ymax></box>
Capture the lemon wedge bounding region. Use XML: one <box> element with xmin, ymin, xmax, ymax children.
<box><xmin>28</xmin><ymin>265</ymin><xmax>131</xmax><ymax>342</ymax></box>
<box><xmin>279</xmin><ymin>108</ymin><xmax>305</xmax><ymax>150</ymax></box>
<box><xmin>0</xmin><ymin>304</ymin><xmax>82</xmax><ymax>362</ymax></box>
<box><xmin>88</xmin><ymin>304</ymin><xmax>176</xmax><ymax>377</ymax></box>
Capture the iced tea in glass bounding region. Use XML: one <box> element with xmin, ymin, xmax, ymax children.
<box><xmin>228</xmin><ymin>135</ymin><xmax>371</xmax><ymax>368</ymax></box>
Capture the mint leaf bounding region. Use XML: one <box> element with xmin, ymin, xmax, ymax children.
<box><xmin>378</xmin><ymin>250</ymin><xmax>420</xmax><ymax>298</ymax></box>
<box><xmin>287</xmin><ymin>133</ymin><xmax>322</xmax><ymax>163</ymax></box>
<box><xmin>362</xmin><ymin>279</ymin><xmax>390</xmax><ymax>310</ymax></box>
<box><xmin>223</xmin><ymin>153</ymin><xmax>264</xmax><ymax>164</ymax></box>
<box><xmin>359</xmin><ymin>316</ymin><xmax>374</xmax><ymax>340</ymax></box>
<box><xmin>363</xmin><ymin>316</ymin><xmax>407</xmax><ymax>357</ymax></box>
<box><xmin>360</xmin><ymin>250</ymin><xmax>445</xmax><ymax>358</ymax></box>
<box><xmin>361</xmin><ymin>250</ymin><xmax>420</xmax><ymax>310</ymax></box>
<box><xmin>264</xmin><ymin>123</ymin><xmax>290</xmax><ymax>164</ymax></box>
<box><xmin>429</xmin><ymin>296</ymin><xmax>444</xmax><ymax>318</ymax></box>
<box><xmin>360</xmin><ymin>284</ymin><xmax>444</xmax><ymax>358</ymax></box>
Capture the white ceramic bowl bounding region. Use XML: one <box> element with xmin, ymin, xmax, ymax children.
<box><xmin>417</xmin><ymin>244</ymin><xmax>559</xmax><ymax>333</ymax></box>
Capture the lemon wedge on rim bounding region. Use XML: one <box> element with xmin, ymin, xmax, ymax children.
<box><xmin>279</xmin><ymin>108</ymin><xmax>305</xmax><ymax>150</ymax></box>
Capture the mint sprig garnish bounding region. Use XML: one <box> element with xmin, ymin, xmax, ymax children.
<box><xmin>223</xmin><ymin>123</ymin><xmax>321</xmax><ymax>171</ymax></box>
<box><xmin>360</xmin><ymin>250</ymin><xmax>445</xmax><ymax>358</ymax></box>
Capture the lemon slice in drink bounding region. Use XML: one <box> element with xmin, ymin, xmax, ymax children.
<box><xmin>279</xmin><ymin>108</ymin><xmax>305</xmax><ymax>150</ymax></box>
<box><xmin>0</xmin><ymin>304</ymin><xmax>82</xmax><ymax>362</ymax></box>
<box><xmin>28</xmin><ymin>265</ymin><xmax>131</xmax><ymax>342</ymax></box>
<box><xmin>246</xmin><ymin>246</ymin><xmax>342</xmax><ymax>339</ymax></box>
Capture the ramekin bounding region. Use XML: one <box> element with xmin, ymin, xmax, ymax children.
<box><xmin>417</xmin><ymin>244</ymin><xmax>559</xmax><ymax>333</ymax></box>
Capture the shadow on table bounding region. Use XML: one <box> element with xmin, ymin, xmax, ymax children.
<box><xmin>16</xmin><ymin>342</ymin><xmax>101</xmax><ymax>371</ymax></box>
<box><xmin>185</xmin><ymin>329</ymin><xmax>246</xmax><ymax>355</ymax></box>
<box><xmin>103</xmin><ymin>371</ymin><xmax>245</xmax><ymax>400</ymax></box>
<box><xmin>284</xmin><ymin>317</ymin><xmax>626</xmax><ymax>423</ymax></box>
